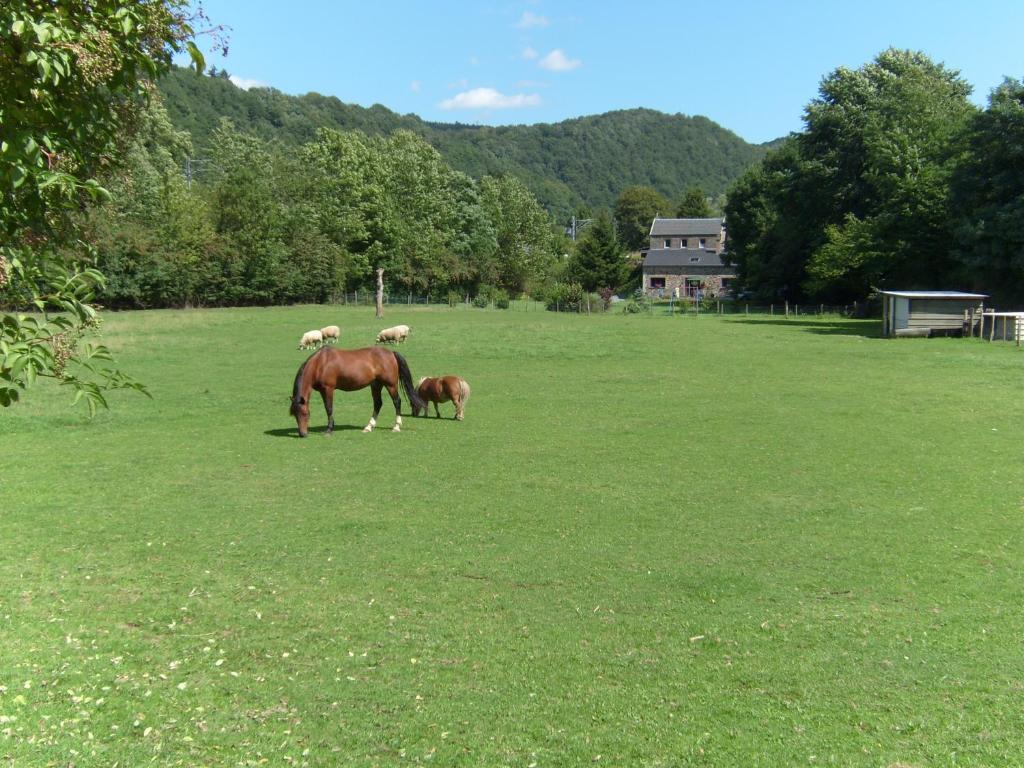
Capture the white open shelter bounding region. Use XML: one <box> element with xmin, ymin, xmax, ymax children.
<box><xmin>880</xmin><ymin>291</ymin><xmax>988</xmax><ymax>338</ymax></box>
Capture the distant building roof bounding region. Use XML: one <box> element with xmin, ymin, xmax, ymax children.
<box><xmin>650</xmin><ymin>217</ymin><xmax>724</xmax><ymax>237</ymax></box>
<box><xmin>643</xmin><ymin>248</ymin><xmax>731</xmax><ymax>268</ymax></box>
<box><xmin>879</xmin><ymin>290</ymin><xmax>988</xmax><ymax>299</ymax></box>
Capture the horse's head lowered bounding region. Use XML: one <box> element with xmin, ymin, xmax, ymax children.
<box><xmin>290</xmin><ymin>395</ymin><xmax>310</xmax><ymax>437</ymax></box>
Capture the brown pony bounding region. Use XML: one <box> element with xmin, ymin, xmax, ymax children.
<box><xmin>289</xmin><ymin>347</ymin><xmax>425</xmax><ymax>436</ymax></box>
<box><xmin>412</xmin><ymin>376</ymin><xmax>471</xmax><ymax>420</ymax></box>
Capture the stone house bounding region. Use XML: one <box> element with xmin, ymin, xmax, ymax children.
<box><xmin>641</xmin><ymin>217</ymin><xmax>735</xmax><ymax>297</ymax></box>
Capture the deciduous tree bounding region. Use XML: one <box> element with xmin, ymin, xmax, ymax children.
<box><xmin>0</xmin><ymin>0</ymin><xmax>205</xmax><ymax>411</ymax></box>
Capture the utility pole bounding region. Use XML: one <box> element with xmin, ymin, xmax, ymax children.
<box><xmin>570</xmin><ymin>215</ymin><xmax>593</xmax><ymax>242</ymax></box>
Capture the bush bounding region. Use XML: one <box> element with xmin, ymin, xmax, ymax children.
<box><xmin>623</xmin><ymin>288</ymin><xmax>651</xmax><ymax>314</ymax></box>
<box><xmin>472</xmin><ymin>295</ymin><xmax>489</xmax><ymax>308</ymax></box>
<box><xmin>494</xmin><ymin>292</ymin><xmax>510</xmax><ymax>309</ymax></box>
<box><xmin>546</xmin><ymin>282</ymin><xmax>585</xmax><ymax>312</ymax></box>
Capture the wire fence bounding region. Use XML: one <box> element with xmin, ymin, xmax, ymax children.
<box><xmin>332</xmin><ymin>291</ymin><xmax>873</xmax><ymax>318</ymax></box>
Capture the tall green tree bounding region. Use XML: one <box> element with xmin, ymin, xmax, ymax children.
<box><xmin>613</xmin><ymin>186</ymin><xmax>670</xmax><ymax>251</ymax></box>
<box><xmin>950</xmin><ymin>78</ymin><xmax>1024</xmax><ymax>304</ymax></box>
<box><xmin>725</xmin><ymin>49</ymin><xmax>975</xmax><ymax>302</ymax></box>
<box><xmin>568</xmin><ymin>210</ymin><xmax>626</xmax><ymax>291</ymax></box>
<box><xmin>1</xmin><ymin>0</ymin><xmax>203</xmax><ymax>411</ymax></box>
<box><xmin>480</xmin><ymin>175</ymin><xmax>557</xmax><ymax>295</ymax></box>
<box><xmin>676</xmin><ymin>187</ymin><xmax>714</xmax><ymax>218</ymax></box>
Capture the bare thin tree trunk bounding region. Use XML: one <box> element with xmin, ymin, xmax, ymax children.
<box><xmin>375</xmin><ymin>268</ymin><xmax>384</xmax><ymax>319</ymax></box>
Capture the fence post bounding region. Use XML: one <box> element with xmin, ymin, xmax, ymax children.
<box><xmin>770</xmin><ymin>304</ymin><xmax>774</xmax><ymax>316</ymax></box>
<box><xmin>785</xmin><ymin>300</ymin><xmax>789</xmax><ymax>317</ymax></box>
<box><xmin>745</xmin><ymin>304</ymin><xmax>749</xmax><ymax>316</ymax></box>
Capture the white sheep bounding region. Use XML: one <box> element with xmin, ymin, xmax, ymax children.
<box><xmin>298</xmin><ymin>329</ymin><xmax>323</xmax><ymax>350</ymax></box>
<box><xmin>319</xmin><ymin>325</ymin><xmax>340</xmax><ymax>344</ymax></box>
<box><xmin>376</xmin><ymin>324</ymin><xmax>410</xmax><ymax>344</ymax></box>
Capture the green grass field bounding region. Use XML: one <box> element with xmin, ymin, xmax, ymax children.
<box><xmin>3</xmin><ymin>306</ymin><xmax>1024</xmax><ymax>766</ymax></box>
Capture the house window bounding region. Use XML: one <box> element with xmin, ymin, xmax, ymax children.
<box><xmin>680</xmin><ymin>238</ymin><xmax>688</xmax><ymax>249</ymax></box>
<box><xmin>689</xmin><ymin>256</ymin><xmax>700</xmax><ymax>263</ymax></box>
<box><xmin>664</xmin><ymin>239</ymin><xmax>671</xmax><ymax>248</ymax></box>
<box><xmin>650</xmin><ymin>277</ymin><xmax>666</xmax><ymax>289</ymax></box>
<box><xmin>699</xmin><ymin>237</ymin><xmax>706</xmax><ymax>248</ymax></box>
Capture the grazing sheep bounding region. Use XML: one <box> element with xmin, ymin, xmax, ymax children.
<box><xmin>298</xmin><ymin>329</ymin><xmax>323</xmax><ymax>350</ymax></box>
<box><xmin>320</xmin><ymin>325</ymin><xmax>341</xmax><ymax>344</ymax></box>
<box><xmin>376</xmin><ymin>324</ymin><xmax>410</xmax><ymax>344</ymax></box>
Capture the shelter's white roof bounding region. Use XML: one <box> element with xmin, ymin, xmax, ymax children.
<box><xmin>879</xmin><ymin>290</ymin><xmax>988</xmax><ymax>299</ymax></box>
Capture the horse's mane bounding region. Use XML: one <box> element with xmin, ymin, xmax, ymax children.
<box><xmin>290</xmin><ymin>355</ymin><xmax>312</xmax><ymax>414</ymax></box>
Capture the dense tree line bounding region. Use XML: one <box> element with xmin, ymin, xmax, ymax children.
<box><xmin>81</xmin><ymin>100</ymin><xmax>562</xmax><ymax>308</ymax></box>
<box><xmin>724</xmin><ymin>49</ymin><xmax>1024</xmax><ymax>305</ymax></box>
<box><xmin>158</xmin><ymin>67</ymin><xmax>770</xmax><ymax>219</ymax></box>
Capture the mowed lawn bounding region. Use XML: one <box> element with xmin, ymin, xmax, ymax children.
<box><xmin>2</xmin><ymin>306</ymin><xmax>1024</xmax><ymax>767</ymax></box>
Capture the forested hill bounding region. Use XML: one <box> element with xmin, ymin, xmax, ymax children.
<box><xmin>158</xmin><ymin>67</ymin><xmax>769</xmax><ymax>216</ymax></box>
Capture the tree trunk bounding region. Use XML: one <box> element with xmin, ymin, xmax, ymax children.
<box><xmin>375</xmin><ymin>268</ymin><xmax>384</xmax><ymax>319</ymax></box>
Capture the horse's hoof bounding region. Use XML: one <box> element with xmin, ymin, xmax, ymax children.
<box><xmin>392</xmin><ymin>426</ymin><xmax>401</xmax><ymax>433</ymax></box>
<box><xmin>362</xmin><ymin>427</ymin><xmax>372</xmax><ymax>433</ymax></box>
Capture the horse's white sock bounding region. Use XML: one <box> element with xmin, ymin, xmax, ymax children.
<box><xmin>392</xmin><ymin>415</ymin><xmax>402</xmax><ymax>432</ymax></box>
<box><xmin>363</xmin><ymin>417</ymin><xmax>376</xmax><ymax>433</ymax></box>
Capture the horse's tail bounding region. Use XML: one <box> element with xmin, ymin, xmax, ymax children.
<box><xmin>459</xmin><ymin>378</ymin><xmax>471</xmax><ymax>405</ymax></box>
<box><xmin>393</xmin><ymin>351</ymin><xmax>425</xmax><ymax>414</ymax></box>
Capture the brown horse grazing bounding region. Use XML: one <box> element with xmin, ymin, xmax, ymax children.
<box><xmin>289</xmin><ymin>347</ymin><xmax>425</xmax><ymax>437</ymax></box>
<box><xmin>412</xmin><ymin>376</ymin><xmax>471</xmax><ymax>420</ymax></box>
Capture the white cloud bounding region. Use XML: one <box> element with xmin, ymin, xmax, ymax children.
<box><xmin>521</xmin><ymin>46</ymin><xmax>538</xmax><ymax>60</ymax></box>
<box><xmin>516</xmin><ymin>11</ymin><xmax>549</xmax><ymax>28</ymax></box>
<box><xmin>410</xmin><ymin>80</ymin><xmax>422</xmax><ymax>93</ymax></box>
<box><xmin>439</xmin><ymin>87</ymin><xmax>541</xmax><ymax>110</ymax></box>
<box><xmin>538</xmin><ymin>49</ymin><xmax>581</xmax><ymax>71</ymax></box>
<box><xmin>229</xmin><ymin>75</ymin><xmax>269</xmax><ymax>90</ymax></box>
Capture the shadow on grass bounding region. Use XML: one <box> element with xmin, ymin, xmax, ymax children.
<box><xmin>265</xmin><ymin>414</ymin><xmax>452</xmax><ymax>438</ymax></box>
<box><xmin>726</xmin><ymin>317</ymin><xmax>882</xmax><ymax>338</ymax></box>
<box><xmin>264</xmin><ymin>424</ymin><xmax>365</xmax><ymax>438</ymax></box>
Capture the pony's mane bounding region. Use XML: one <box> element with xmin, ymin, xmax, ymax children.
<box><xmin>416</xmin><ymin>377</ymin><xmax>428</xmax><ymax>388</ymax></box>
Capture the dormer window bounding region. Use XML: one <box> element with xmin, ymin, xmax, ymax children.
<box><xmin>680</xmin><ymin>238</ymin><xmax>688</xmax><ymax>249</ymax></box>
<box><xmin>699</xmin><ymin>237</ymin><xmax>706</xmax><ymax>248</ymax></box>
<box><xmin>664</xmin><ymin>239</ymin><xmax>671</xmax><ymax>248</ymax></box>
<box><xmin>689</xmin><ymin>256</ymin><xmax>700</xmax><ymax>263</ymax></box>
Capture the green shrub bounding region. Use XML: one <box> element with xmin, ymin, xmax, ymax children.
<box><xmin>624</xmin><ymin>289</ymin><xmax>651</xmax><ymax>314</ymax></box>
<box><xmin>546</xmin><ymin>282</ymin><xmax>585</xmax><ymax>312</ymax></box>
<box><xmin>472</xmin><ymin>295</ymin><xmax>489</xmax><ymax>308</ymax></box>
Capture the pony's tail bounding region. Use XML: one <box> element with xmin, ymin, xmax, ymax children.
<box><xmin>459</xmin><ymin>378</ymin><xmax>471</xmax><ymax>405</ymax></box>
<box><xmin>394</xmin><ymin>351</ymin><xmax>425</xmax><ymax>414</ymax></box>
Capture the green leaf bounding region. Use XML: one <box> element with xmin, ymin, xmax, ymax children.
<box><xmin>11</xmin><ymin>19</ymin><xmax>25</xmax><ymax>36</ymax></box>
<box><xmin>185</xmin><ymin>41</ymin><xmax>206</xmax><ymax>74</ymax></box>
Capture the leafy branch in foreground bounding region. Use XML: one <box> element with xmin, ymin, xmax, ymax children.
<box><xmin>0</xmin><ymin>0</ymin><xmax>207</xmax><ymax>413</ymax></box>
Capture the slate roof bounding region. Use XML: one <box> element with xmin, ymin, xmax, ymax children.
<box><xmin>650</xmin><ymin>217</ymin><xmax>724</xmax><ymax>237</ymax></box>
<box><xmin>643</xmin><ymin>248</ymin><xmax>733</xmax><ymax>268</ymax></box>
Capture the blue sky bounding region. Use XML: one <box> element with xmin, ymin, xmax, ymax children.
<box><xmin>186</xmin><ymin>0</ymin><xmax>1024</xmax><ymax>144</ymax></box>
